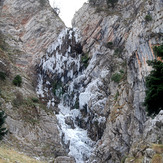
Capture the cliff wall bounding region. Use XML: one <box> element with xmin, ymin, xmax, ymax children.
<box><xmin>72</xmin><ymin>0</ymin><xmax>163</xmax><ymax>162</ymax></box>
<box><xmin>0</xmin><ymin>0</ymin><xmax>64</xmax><ymax>71</ymax></box>
<box><xmin>0</xmin><ymin>0</ymin><xmax>69</xmax><ymax>161</ymax></box>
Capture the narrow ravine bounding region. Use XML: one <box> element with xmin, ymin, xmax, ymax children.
<box><xmin>36</xmin><ymin>28</ymin><xmax>95</xmax><ymax>162</ymax></box>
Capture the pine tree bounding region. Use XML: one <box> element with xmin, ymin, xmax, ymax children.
<box><xmin>0</xmin><ymin>110</ymin><xmax>7</xmax><ymax>140</ymax></box>
<box><xmin>144</xmin><ymin>45</ymin><xmax>163</xmax><ymax>116</ymax></box>
<box><xmin>153</xmin><ymin>44</ymin><xmax>163</xmax><ymax>59</ymax></box>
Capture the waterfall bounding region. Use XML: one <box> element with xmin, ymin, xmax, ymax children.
<box><xmin>36</xmin><ymin>28</ymin><xmax>95</xmax><ymax>162</ymax></box>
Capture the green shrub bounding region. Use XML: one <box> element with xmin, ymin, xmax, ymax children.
<box><xmin>106</xmin><ymin>42</ymin><xmax>114</xmax><ymax>49</ymax></box>
<box><xmin>13</xmin><ymin>75</ymin><xmax>22</xmax><ymax>87</ymax></box>
<box><xmin>0</xmin><ymin>72</ymin><xmax>6</xmax><ymax>81</ymax></box>
<box><xmin>144</xmin><ymin>60</ymin><xmax>163</xmax><ymax>115</ymax></box>
<box><xmin>0</xmin><ymin>110</ymin><xmax>8</xmax><ymax>140</ymax></box>
<box><xmin>74</xmin><ymin>100</ymin><xmax>79</xmax><ymax>109</ymax></box>
<box><xmin>145</xmin><ymin>14</ymin><xmax>152</xmax><ymax>22</ymax></box>
<box><xmin>119</xmin><ymin>69</ymin><xmax>124</xmax><ymax>74</ymax></box>
<box><xmin>121</xmin><ymin>155</ymin><xmax>127</xmax><ymax>163</ymax></box>
<box><xmin>153</xmin><ymin>44</ymin><xmax>163</xmax><ymax>59</ymax></box>
<box><xmin>31</xmin><ymin>97</ymin><xmax>39</xmax><ymax>103</ymax></box>
<box><xmin>114</xmin><ymin>48</ymin><xmax>123</xmax><ymax>57</ymax></box>
<box><xmin>106</xmin><ymin>0</ymin><xmax>118</xmax><ymax>8</ymax></box>
<box><xmin>81</xmin><ymin>53</ymin><xmax>90</xmax><ymax>68</ymax></box>
<box><xmin>111</xmin><ymin>72</ymin><xmax>123</xmax><ymax>83</ymax></box>
<box><xmin>114</xmin><ymin>91</ymin><xmax>119</xmax><ymax>101</ymax></box>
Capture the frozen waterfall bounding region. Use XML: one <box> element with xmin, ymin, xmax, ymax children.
<box><xmin>36</xmin><ymin>28</ymin><xmax>95</xmax><ymax>162</ymax></box>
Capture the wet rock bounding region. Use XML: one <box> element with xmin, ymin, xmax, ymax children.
<box><xmin>65</xmin><ymin>116</ymin><xmax>75</xmax><ymax>129</ymax></box>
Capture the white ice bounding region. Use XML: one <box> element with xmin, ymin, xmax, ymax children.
<box><xmin>36</xmin><ymin>75</ymin><xmax>44</xmax><ymax>97</ymax></box>
<box><xmin>57</xmin><ymin>104</ymin><xmax>94</xmax><ymax>163</ymax></box>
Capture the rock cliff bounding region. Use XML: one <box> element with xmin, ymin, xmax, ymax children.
<box><xmin>71</xmin><ymin>0</ymin><xmax>163</xmax><ymax>162</ymax></box>
<box><xmin>0</xmin><ymin>0</ymin><xmax>68</xmax><ymax>161</ymax></box>
<box><xmin>0</xmin><ymin>0</ymin><xmax>64</xmax><ymax>71</ymax></box>
<box><xmin>0</xmin><ymin>0</ymin><xmax>163</xmax><ymax>162</ymax></box>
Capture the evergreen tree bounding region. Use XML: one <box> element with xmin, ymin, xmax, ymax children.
<box><xmin>153</xmin><ymin>44</ymin><xmax>163</xmax><ymax>59</ymax></box>
<box><xmin>144</xmin><ymin>45</ymin><xmax>163</xmax><ymax>115</ymax></box>
<box><xmin>0</xmin><ymin>110</ymin><xmax>7</xmax><ymax>140</ymax></box>
<box><xmin>13</xmin><ymin>75</ymin><xmax>22</xmax><ymax>87</ymax></box>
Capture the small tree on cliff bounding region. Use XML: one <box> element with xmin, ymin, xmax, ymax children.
<box><xmin>13</xmin><ymin>75</ymin><xmax>22</xmax><ymax>87</ymax></box>
<box><xmin>0</xmin><ymin>110</ymin><xmax>7</xmax><ymax>140</ymax></box>
<box><xmin>144</xmin><ymin>45</ymin><xmax>163</xmax><ymax>116</ymax></box>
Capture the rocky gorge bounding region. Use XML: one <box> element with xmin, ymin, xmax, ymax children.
<box><xmin>0</xmin><ymin>0</ymin><xmax>163</xmax><ymax>162</ymax></box>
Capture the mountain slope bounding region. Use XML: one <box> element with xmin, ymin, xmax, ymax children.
<box><xmin>0</xmin><ymin>0</ymin><xmax>68</xmax><ymax>161</ymax></box>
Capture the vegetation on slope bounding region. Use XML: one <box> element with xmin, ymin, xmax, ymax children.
<box><xmin>144</xmin><ymin>44</ymin><xmax>163</xmax><ymax>115</ymax></box>
<box><xmin>0</xmin><ymin>144</ymin><xmax>46</xmax><ymax>163</ymax></box>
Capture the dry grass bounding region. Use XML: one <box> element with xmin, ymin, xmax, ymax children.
<box><xmin>152</xmin><ymin>154</ymin><xmax>162</xmax><ymax>163</ymax></box>
<box><xmin>152</xmin><ymin>144</ymin><xmax>163</xmax><ymax>154</ymax></box>
<box><xmin>0</xmin><ymin>145</ymin><xmax>46</xmax><ymax>163</ymax></box>
<box><xmin>125</xmin><ymin>157</ymin><xmax>144</xmax><ymax>163</ymax></box>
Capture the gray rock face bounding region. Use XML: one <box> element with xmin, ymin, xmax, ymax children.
<box><xmin>125</xmin><ymin>111</ymin><xmax>163</xmax><ymax>162</ymax></box>
<box><xmin>0</xmin><ymin>0</ymin><xmax>64</xmax><ymax>72</ymax></box>
<box><xmin>71</xmin><ymin>0</ymin><xmax>163</xmax><ymax>162</ymax></box>
<box><xmin>143</xmin><ymin>110</ymin><xmax>163</xmax><ymax>144</ymax></box>
<box><xmin>5</xmin><ymin>107</ymin><xmax>66</xmax><ymax>158</ymax></box>
<box><xmin>0</xmin><ymin>0</ymin><xmax>67</xmax><ymax>160</ymax></box>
